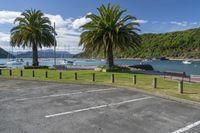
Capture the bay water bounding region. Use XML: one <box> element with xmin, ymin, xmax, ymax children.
<box><xmin>0</xmin><ymin>58</ymin><xmax>200</xmax><ymax>75</ymax></box>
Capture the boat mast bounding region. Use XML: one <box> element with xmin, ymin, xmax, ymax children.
<box><xmin>53</xmin><ymin>22</ymin><xmax>56</xmax><ymax>66</ymax></box>
<box><xmin>64</xmin><ymin>45</ymin><xmax>67</xmax><ymax>58</ymax></box>
<box><xmin>68</xmin><ymin>45</ymin><xmax>70</xmax><ymax>58</ymax></box>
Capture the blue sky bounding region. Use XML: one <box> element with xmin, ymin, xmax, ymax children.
<box><xmin>0</xmin><ymin>0</ymin><xmax>200</xmax><ymax>53</ymax></box>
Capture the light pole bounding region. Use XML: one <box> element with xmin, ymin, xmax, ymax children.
<box><xmin>53</xmin><ymin>22</ymin><xmax>56</xmax><ymax>66</ymax></box>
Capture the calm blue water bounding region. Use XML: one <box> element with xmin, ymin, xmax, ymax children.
<box><xmin>0</xmin><ymin>58</ymin><xmax>200</xmax><ymax>75</ymax></box>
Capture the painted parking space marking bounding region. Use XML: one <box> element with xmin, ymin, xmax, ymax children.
<box><xmin>172</xmin><ymin>120</ymin><xmax>200</xmax><ymax>133</ymax></box>
<box><xmin>16</xmin><ymin>88</ymin><xmax>118</xmax><ymax>101</ymax></box>
<box><xmin>45</xmin><ymin>96</ymin><xmax>153</xmax><ymax>118</ymax></box>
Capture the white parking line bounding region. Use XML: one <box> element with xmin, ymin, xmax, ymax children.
<box><xmin>16</xmin><ymin>88</ymin><xmax>117</xmax><ymax>101</ymax></box>
<box><xmin>45</xmin><ymin>96</ymin><xmax>152</xmax><ymax>118</ymax></box>
<box><xmin>172</xmin><ymin>120</ymin><xmax>200</xmax><ymax>133</ymax></box>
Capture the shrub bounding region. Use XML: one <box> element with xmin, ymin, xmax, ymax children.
<box><xmin>128</xmin><ymin>64</ymin><xmax>154</xmax><ymax>71</ymax></box>
<box><xmin>95</xmin><ymin>65</ymin><xmax>131</xmax><ymax>72</ymax></box>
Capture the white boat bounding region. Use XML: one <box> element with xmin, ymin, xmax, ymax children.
<box><xmin>6</xmin><ymin>59</ymin><xmax>24</xmax><ymax>65</ymax></box>
<box><xmin>182</xmin><ymin>60</ymin><xmax>192</xmax><ymax>64</ymax></box>
<box><xmin>41</xmin><ymin>58</ymin><xmax>50</xmax><ymax>61</ymax></box>
<box><xmin>85</xmin><ymin>59</ymin><xmax>96</xmax><ymax>62</ymax></box>
<box><xmin>60</xmin><ymin>59</ymin><xmax>74</xmax><ymax>65</ymax></box>
<box><xmin>142</xmin><ymin>59</ymin><xmax>152</xmax><ymax>62</ymax></box>
<box><xmin>0</xmin><ymin>64</ymin><xmax>7</xmax><ymax>68</ymax></box>
<box><xmin>6</xmin><ymin>47</ymin><xmax>24</xmax><ymax>65</ymax></box>
<box><xmin>100</xmin><ymin>59</ymin><xmax>105</xmax><ymax>62</ymax></box>
<box><xmin>140</xmin><ymin>59</ymin><xmax>152</xmax><ymax>64</ymax></box>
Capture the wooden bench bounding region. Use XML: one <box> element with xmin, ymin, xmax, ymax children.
<box><xmin>163</xmin><ymin>71</ymin><xmax>191</xmax><ymax>82</ymax></box>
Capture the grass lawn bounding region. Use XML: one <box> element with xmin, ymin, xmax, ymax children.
<box><xmin>0</xmin><ymin>69</ymin><xmax>200</xmax><ymax>103</ymax></box>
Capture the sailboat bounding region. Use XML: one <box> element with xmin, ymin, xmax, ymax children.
<box><xmin>60</xmin><ymin>59</ymin><xmax>74</xmax><ymax>65</ymax></box>
<box><xmin>0</xmin><ymin>63</ymin><xmax>7</xmax><ymax>68</ymax></box>
<box><xmin>7</xmin><ymin>58</ymin><xmax>24</xmax><ymax>65</ymax></box>
<box><xmin>6</xmin><ymin>48</ymin><xmax>24</xmax><ymax>65</ymax></box>
<box><xmin>60</xmin><ymin>45</ymin><xmax>74</xmax><ymax>66</ymax></box>
<box><xmin>85</xmin><ymin>52</ymin><xmax>96</xmax><ymax>62</ymax></box>
<box><xmin>41</xmin><ymin>49</ymin><xmax>50</xmax><ymax>61</ymax></box>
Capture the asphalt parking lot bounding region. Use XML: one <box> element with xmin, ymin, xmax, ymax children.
<box><xmin>0</xmin><ymin>79</ymin><xmax>200</xmax><ymax>133</ymax></box>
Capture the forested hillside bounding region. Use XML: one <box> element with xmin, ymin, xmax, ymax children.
<box><xmin>75</xmin><ymin>28</ymin><xmax>200</xmax><ymax>59</ymax></box>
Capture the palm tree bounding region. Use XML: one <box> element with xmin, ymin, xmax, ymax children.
<box><xmin>10</xmin><ymin>9</ymin><xmax>56</xmax><ymax>66</ymax></box>
<box><xmin>79</xmin><ymin>3</ymin><xmax>141</xmax><ymax>70</ymax></box>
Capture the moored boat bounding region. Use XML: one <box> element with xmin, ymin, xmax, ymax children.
<box><xmin>182</xmin><ymin>60</ymin><xmax>192</xmax><ymax>64</ymax></box>
<box><xmin>6</xmin><ymin>59</ymin><xmax>24</xmax><ymax>65</ymax></box>
<box><xmin>0</xmin><ymin>64</ymin><xmax>7</xmax><ymax>68</ymax></box>
<box><xmin>60</xmin><ymin>59</ymin><xmax>74</xmax><ymax>65</ymax></box>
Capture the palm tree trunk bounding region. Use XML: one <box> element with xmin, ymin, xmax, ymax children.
<box><xmin>106</xmin><ymin>44</ymin><xmax>114</xmax><ymax>70</ymax></box>
<box><xmin>32</xmin><ymin>44</ymin><xmax>39</xmax><ymax>66</ymax></box>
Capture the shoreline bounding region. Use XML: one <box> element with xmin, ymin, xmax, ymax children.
<box><xmin>73</xmin><ymin>57</ymin><xmax>200</xmax><ymax>61</ymax></box>
<box><xmin>169</xmin><ymin>58</ymin><xmax>200</xmax><ymax>61</ymax></box>
<box><xmin>116</xmin><ymin>58</ymin><xmax>200</xmax><ymax>61</ymax></box>
<box><xmin>0</xmin><ymin>57</ymin><xmax>200</xmax><ymax>61</ymax></box>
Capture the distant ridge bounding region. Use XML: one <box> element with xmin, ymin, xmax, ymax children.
<box><xmin>16</xmin><ymin>49</ymin><xmax>73</xmax><ymax>58</ymax></box>
<box><xmin>0</xmin><ymin>47</ymin><xmax>14</xmax><ymax>58</ymax></box>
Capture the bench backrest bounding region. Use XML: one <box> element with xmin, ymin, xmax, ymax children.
<box><xmin>164</xmin><ymin>71</ymin><xmax>187</xmax><ymax>77</ymax></box>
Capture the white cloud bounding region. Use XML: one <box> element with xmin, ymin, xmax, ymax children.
<box><xmin>0</xmin><ymin>32</ymin><xmax>10</xmax><ymax>42</ymax></box>
<box><xmin>0</xmin><ymin>10</ymin><xmax>92</xmax><ymax>54</ymax></box>
<box><xmin>139</xmin><ymin>20</ymin><xmax>200</xmax><ymax>33</ymax></box>
<box><xmin>189</xmin><ymin>22</ymin><xmax>198</xmax><ymax>25</ymax></box>
<box><xmin>45</xmin><ymin>14</ymin><xmax>72</xmax><ymax>28</ymax></box>
<box><xmin>0</xmin><ymin>11</ymin><xmax>21</xmax><ymax>24</ymax></box>
<box><xmin>133</xmin><ymin>19</ymin><xmax>148</xmax><ymax>24</ymax></box>
<box><xmin>71</xmin><ymin>16</ymin><xmax>91</xmax><ymax>29</ymax></box>
<box><xmin>170</xmin><ymin>21</ymin><xmax>188</xmax><ymax>27</ymax></box>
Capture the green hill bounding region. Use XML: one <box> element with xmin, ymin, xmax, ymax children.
<box><xmin>0</xmin><ymin>47</ymin><xmax>14</xmax><ymax>58</ymax></box>
<box><xmin>75</xmin><ymin>28</ymin><xmax>200</xmax><ymax>59</ymax></box>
